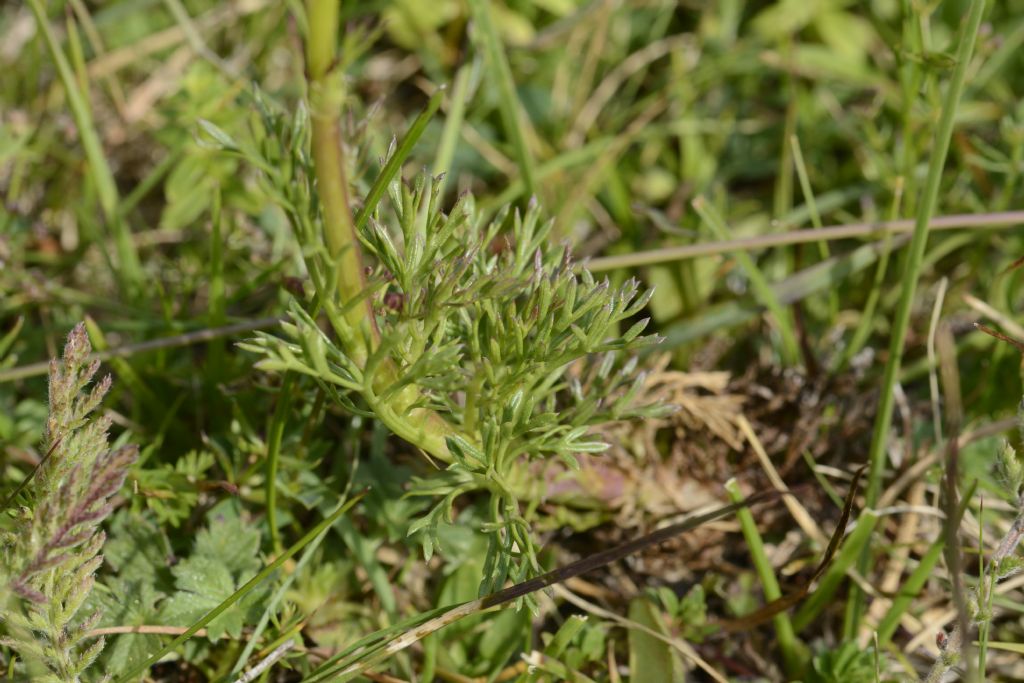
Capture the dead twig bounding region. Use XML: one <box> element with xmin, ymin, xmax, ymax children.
<box><xmin>0</xmin><ymin>317</ymin><xmax>284</xmax><ymax>383</ymax></box>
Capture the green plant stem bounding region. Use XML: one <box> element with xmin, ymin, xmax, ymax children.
<box><xmin>692</xmin><ymin>196</ymin><xmax>800</xmax><ymax>365</ymax></box>
<box><xmin>848</xmin><ymin>0</ymin><xmax>987</xmax><ymax>634</ymax></box>
<box><xmin>305</xmin><ymin>0</ymin><xmax>369</xmax><ymax>347</ymax></box>
<box><xmin>977</xmin><ymin>531</ymin><xmax>995</xmax><ymax>677</ymax></box>
<box><xmin>303</xmin><ymin>0</ymin><xmax>463</xmax><ymax>463</ymax></box>
<box><xmin>725</xmin><ymin>479</ymin><xmax>801</xmax><ymax>676</ymax></box>
<box><xmin>265</xmin><ymin>373</ymin><xmax>294</xmax><ymax>555</ymax></box>
<box><xmin>27</xmin><ymin>0</ymin><xmax>143</xmax><ymax>297</ymax></box>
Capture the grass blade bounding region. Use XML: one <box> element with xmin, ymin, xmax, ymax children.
<box><xmin>628</xmin><ymin>598</ymin><xmax>685</xmax><ymax>683</ymax></box>
<box><xmin>355</xmin><ymin>88</ymin><xmax>445</xmax><ymax>230</ymax></box>
<box><xmin>265</xmin><ymin>372</ymin><xmax>294</xmax><ymax>555</ymax></box>
<box><xmin>226</xmin><ymin>489</ymin><xmax>333</xmax><ymax>678</ymax></box>
<box><xmin>659</xmin><ymin>236</ymin><xmax>903</xmax><ymax>349</ymax></box>
<box><xmin>467</xmin><ymin>0</ymin><xmax>537</xmax><ymax>198</ymax></box>
<box><xmin>862</xmin><ymin>0</ymin><xmax>987</xmax><ymax>507</ymax></box>
<box><xmin>27</xmin><ymin>0</ymin><xmax>143</xmax><ymax>296</ymax></box>
<box><xmin>792</xmin><ymin>511</ymin><xmax>879</xmax><ymax>632</ymax></box>
<box><xmin>834</xmin><ymin>177</ymin><xmax>904</xmax><ymax>372</ymax></box>
<box><xmin>0</xmin><ymin>317</ymin><xmax>284</xmax><ymax>384</ymax></box>
<box><xmin>725</xmin><ymin>479</ymin><xmax>801</xmax><ymax>675</ymax></box>
<box><xmin>585</xmin><ymin>209</ymin><xmax>1024</xmax><ymax>272</ymax></box>
<box><xmin>790</xmin><ymin>133</ymin><xmax>838</xmax><ymax>324</ymax></box>
<box><xmin>849</xmin><ymin>0</ymin><xmax>988</xmax><ymax>633</ymax></box>
<box><xmin>875</xmin><ymin>538</ymin><xmax>946</xmax><ymax>645</ymax></box>
<box><xmin>789</xmin><ymin>134</ymin><xmax>829</xmax><ymax>261</ymax></box>
<box><xmin>434</xmin><ymin>62</ymin><xmax>475</xmax><ymax>194</ymax></box>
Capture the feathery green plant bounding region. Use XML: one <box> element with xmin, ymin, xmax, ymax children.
<box><xmin>232</xmin><ymin>95</ymin><xmax>665</xmax><ymax>589</ymax></box>
<box><xmin>1</xmin><ymin>323</ymin><xmax>138</xmax><ymax>682</ymax></box>
<box><xmin>191</xmin><ymin>0</ymin><xmax>668</xmax><ymax>593</ymax></box>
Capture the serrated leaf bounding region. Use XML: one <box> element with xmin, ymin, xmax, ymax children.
<box><xmin>193</xmin><ymin>515</ymin><xmax>262</xmax><ymax>577</ymax></box>
<box><xmin>102</xmin><ymin>511</ymin><xmax>172</xmax><ymax>588</ymax></box>
<box><xmin>161</xmin><ymin>556</ymin><xmax>244</xmax><ymax>641</ymax></box>
<box><xmin>85</xmin><ymin>579</ymin><xmax>164</xmax><ymax>677</ymax></box>
<box><xmin>152</xmin><ymin>513</ymin><xmax>269</xmax><ymax>642</ymax></box>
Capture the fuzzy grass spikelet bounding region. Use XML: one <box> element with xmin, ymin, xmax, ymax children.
<box><xmin>1</xmin><ymin>323</ymin><xmax>138</xmax><ymax>683</ymax></box>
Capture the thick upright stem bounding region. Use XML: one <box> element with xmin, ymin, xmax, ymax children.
<box><xmin>305</xmin><ymin>0</ymin><xmax>373</xmax><ymax>358</ymax></box>
<box><xmin>302</xmin><ymin>0</ymin><xmax>462</xmax><ymax>462</ymax></box>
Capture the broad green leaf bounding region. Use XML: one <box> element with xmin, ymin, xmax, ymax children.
<box><xmin>86</xmin><ymin>579</ymin><xmax>164</xmax><ymax>677</ymax></box>
<box><xmin>161</xmin><ymin>556</ymin><xmax>248</xmax><ymax>641</ymax></box>
<box><xmin>158</xmin><ymin>515</ymin><xmax>268</xmax><ymax>641</ymax></box>
<box><xmin>103</xmin><ymin>512</ymin><xmax>172</xmax><ymax>588</ymax></box>
<box><xmin>627</xmin><ymin>598</ymin><xmax>686</xmax><ymax>683</ymax></box>
<box><xmin>194</xmin><ymin>515</ymin><xmax>262</xmax><ymax>578</ymax></box>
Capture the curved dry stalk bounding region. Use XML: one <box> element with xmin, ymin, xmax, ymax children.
<box><xmin>0</xmin><ymin>317</ymin><xmax>285</xmax><ymax>383</ymax></box>
<box><xmin>924</xmin><ymin>502</ymin><xmax>1024</xmax><ymax>682</ymax></box>
<box><xmin>585</xmin><ymin>210</ymin><xmax>1024</xmax><ymax>273</ymax></box>
<box><xmin>233</xmin><ymin>640</ymin><xmax>296</xmax><ymax>683</ymax></box>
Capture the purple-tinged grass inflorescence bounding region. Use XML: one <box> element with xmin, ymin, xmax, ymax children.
<box><xmin>1</xmin><ymin>323</ymin><xmax>137</xmax><ymax>682</ymax></box>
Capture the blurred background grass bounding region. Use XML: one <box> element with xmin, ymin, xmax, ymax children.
<box><xmin>3</xmin><ymin>0</ymin><xmax>1024</xmax><ymax>681</ymax></box>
